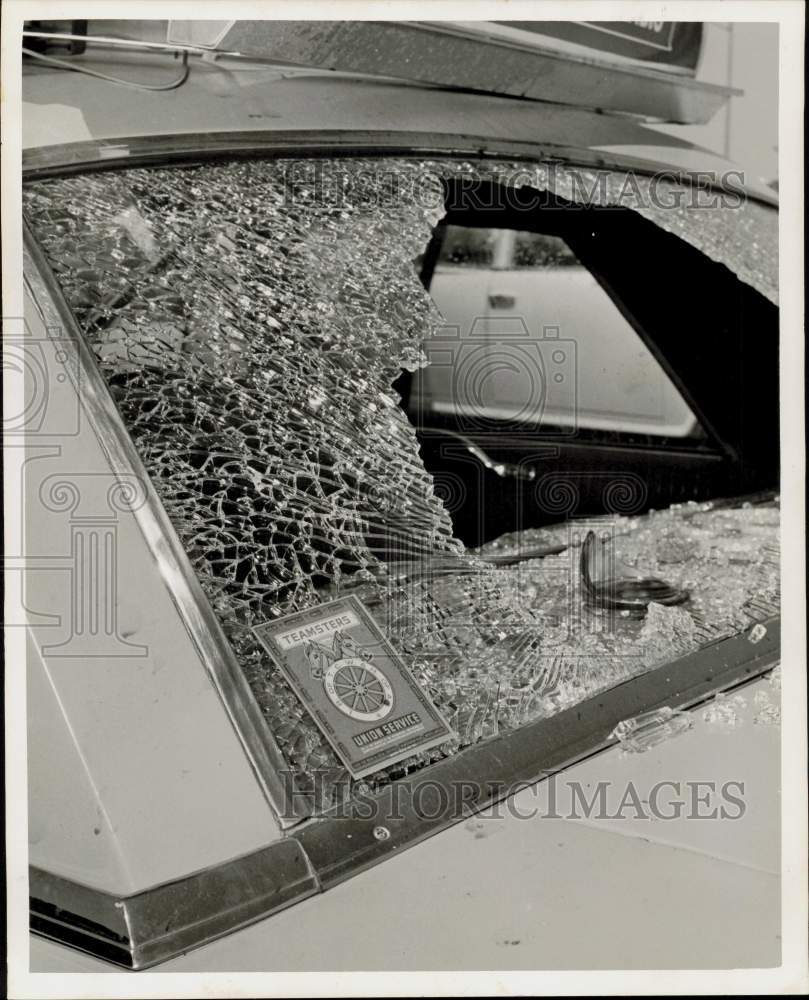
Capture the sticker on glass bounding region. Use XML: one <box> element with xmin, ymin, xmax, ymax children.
<box><xmin>253</xmin><ymin>596</ymin><xmax>454</xmax><ymax>778</ymax></box>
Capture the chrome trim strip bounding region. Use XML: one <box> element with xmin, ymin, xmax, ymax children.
<box><xmin>18</xmin><ymin>131</ymin><xmax>656</xmax><ymax>178</ymax></box>
<box><xmin>20</xmin><ymin>131</ymin><xmax>778</xmax><ymax>207</ymax></box>
<box><xmin>23</xmin><ymin>226</ymin><xmax>307</xmax><ymax>827</ymax></box>
<box><xmin>30</xmin><ymin>869</ymin><xmax>131</xmax><ymax>944</ymax></box>
<box><xmin>30</xmin><ymin>838</ymin><xmax>318</xmax><ymax>969</ymax></box>
<box><xmin>31</xmin><ymin>918</ymin><xmax>136</xmax><ymax>968</ymax></box>
<box><xmin>31</xmin><ymin>616</ymin><xmax>780</xmax><ymax>968</ymax></box>
<box><xmin>291</xmin><ymin>616</ymin><xmax>780</xmax><ymax>886</ymax></box>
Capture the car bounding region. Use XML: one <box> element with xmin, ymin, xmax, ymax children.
<box><xmin>413</xmin><ymin>225</ymin><xmax>698</xmax><ymax>439</ymax></box>
<box><xmin>16</xmin><ymin>18</ymin><xmax>781</xmax><ymax>972</ymax></box>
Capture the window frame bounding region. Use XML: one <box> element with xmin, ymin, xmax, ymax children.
<box><xmin>22</xmin><ymin>140</ymin><xmax>780</xmax><ymax>967</ymax></box>
<box><xmin>22</xmin><ymin>141</ymin><xmax>778</xmax><ymax>813</ymax></box>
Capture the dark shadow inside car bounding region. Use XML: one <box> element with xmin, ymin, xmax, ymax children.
<box><xmin>395</xmin><ymin>179</ymin><xmax>779</xmax><ymax>548</ymax></box>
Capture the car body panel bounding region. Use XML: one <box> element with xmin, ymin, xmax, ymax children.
<box><xmin>20</xmin><ymin>282</ymin><xmax>282</xmax><ymax>893</ymax></box>
<box><xmin>19</xmin><ymin>39</ymin><xmax>781</xmax><ymax>971</ymax></box>
<box><xmin>416</xmin><ymin>227</ymin><xmax>697</xmax><ymax>438</ymax></box>
<box><xmin>22</xmin><ymin>51</ymin><xmax>776</xmax><ymax>204</ymax></box>
<box><xmin>30</xmin><ymin>673</ymin><xmax>781</xmax><ymax>972</ymax></box>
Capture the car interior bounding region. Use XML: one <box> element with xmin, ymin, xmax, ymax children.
<box><xmin>395</xmin><ymin>180</ymin><xmax>779</xmax><ymax>547</ymax></box>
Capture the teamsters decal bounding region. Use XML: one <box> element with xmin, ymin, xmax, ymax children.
<box><xmin>253</xmin><ymin>596</ymin><xmax>454</xmax><ymax>778</ymax></box>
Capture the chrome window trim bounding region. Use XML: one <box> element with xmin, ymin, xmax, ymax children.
<box><xmin>30</xmin><ymin>837</ymin><xmax>318</xmax><ymax>970</ymax></box>
<box><xmin>21</xmin><ymin>130</ymin><xmax>778</xmax><ymax>208</ymax></box>
<box><xmin>22</xmin><ymin>146</ymin><xmax>781</xmax><ymax>969</ymax></box>
<box><xmin>23</xmin><ymin>225</ymin><xmax>305</xmax><ymax>827</ymax></box>
<box><xmin>30</xmin><ymin>617</ymin><xmax>780</xmax><ymax>969</ymax></box>
<box><xmin>21</xmin><ymin>144</ymin><xmax>779</xmax><ymax>828</ymax></box>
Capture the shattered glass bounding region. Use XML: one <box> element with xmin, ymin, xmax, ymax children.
<box><xmin>442</xmin><ymin>160</ymin><xmax>779</xmax><ymax>305</ymax></box>
<box><xmin>702</xmin><ymin>691</ymin><xmax>748</xmax><ymax>728</ymax></box>
<box><xmin>24</xmin><ymin>158</ymin><xmax>780</xmax><ymax>811</ymax></box>
<box><xmin>753</xmin><ymin>669</ymin><xmax>782</xmax><ymax>727</ymax></box>
<box><xmin>24</xmin><ymin>160</ymin><xmax>461</xmax><ymax>611</ymax></box>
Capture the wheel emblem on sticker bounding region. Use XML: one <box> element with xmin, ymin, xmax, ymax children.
<box><xmin>323</xmin><ymin>658</ymin><xmax>394</xmax><ymax>722</ymax></box>
<box><xmin>301</xmin><ymin>629</ymin><xmax>395</xmax><ymax>722</ymax></box>
<box><xmin>252</xmin><ymin>596</ymin><xmax>454</xmax><ymax>779</ymax></box>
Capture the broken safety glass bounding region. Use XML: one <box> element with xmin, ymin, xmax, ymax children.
<box><xmin>24</xmin><ymin>157</ymin><xmax>780</xmax><ymax>811</ymax></box>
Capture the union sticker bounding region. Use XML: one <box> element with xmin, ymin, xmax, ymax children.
<box><xmin>252</xmin><ymin>595</ymin><xmax>454</xmax><ymax>778</ymax></box>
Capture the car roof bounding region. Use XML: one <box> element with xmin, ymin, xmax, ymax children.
<box><xmin>22</xmin><ymin>49</ymin><xmax>776</xmax><ymax>205</ymax></box>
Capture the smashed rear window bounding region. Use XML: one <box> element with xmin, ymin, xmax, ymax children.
<box><xmin>23</xmin><ymin>158</ymin><xmax>780</xmax><ymax>811</ymax></box>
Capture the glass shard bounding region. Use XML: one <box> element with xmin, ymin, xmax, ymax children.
<box><xmin>702</xmin><ymin>691</ymin><xmax>747</xmax><ymax>728</ymax></box>
<box><xmin>610</xmin><ymin>706</ymin><xmax>693</xmax><ymax>753</ymax></box>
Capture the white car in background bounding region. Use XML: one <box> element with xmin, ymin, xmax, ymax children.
<box><xmin>416</xmin><ymin>225</ymin><xmax>697</xmax><ymax>437</ymax></box>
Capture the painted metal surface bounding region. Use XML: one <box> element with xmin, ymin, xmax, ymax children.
<box><xmin>22</xmin><ymin>260</ymin><xmax>285</xmax><ymax>894</ymax></box>
<box><xmin>160</xmin><ymin>674</ymin><xmax>779</xmax><ymax>974</ymax></box>
<box><xmin>21</xmin><ymin>51</ymin><xmax>776</xmax><ymax>203</ymax></box>
<box><xmin>20</xmin><ymin>53</ymin><xmax>699</xmax><ymax>147</ymax></box>
<box><xmin>166</xmin><ymin>681</ymin><xmax>781</xmax><ymax>974</ymax></box>
<box><xmin>29</xmin><ymin>619</ymin><xmax>779</xmax><ymax>967</ymax></box>
<box><xmin>24</xmin><ymin>231</ymin><xmax>300</xmax><ymax>827</ymax></box>
<box><xmin>27</xmin><ymin>635</ymin><xmax>132</xmax><ymax>891</ymax></box>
